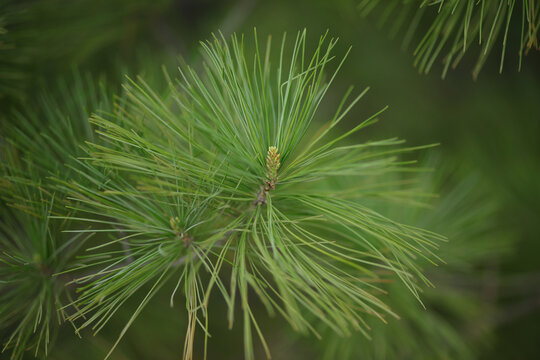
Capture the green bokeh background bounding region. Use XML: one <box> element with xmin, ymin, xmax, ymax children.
<box><xmin>1</xmin><ymin>0</ymin><xmax>539</xmax><ymax>358</ymax></box>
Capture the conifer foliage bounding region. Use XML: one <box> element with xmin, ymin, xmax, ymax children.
<box><xmin>1</xmin><ymin>31</ymin><xmax>445</xmax><ymax>359</ymax></box>
<box><xmin>359</xmin><ymin>0</ymin><xmax>540</xmax><ymax>78</ymax></box>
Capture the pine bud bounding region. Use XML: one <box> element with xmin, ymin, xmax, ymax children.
<box><xmin>170</xmin><ymin>216</ymin><xmax>181</xmax><ymax>234</ymax></box>
<box><xmin>266</xmin><ymin>146</ymin><xmax>280</xmax><ymax>185</ymax></box>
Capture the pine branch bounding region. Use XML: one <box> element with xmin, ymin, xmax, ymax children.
<box><xmin>358</xmin><ymin>0</ymin><xmax>540</xmax><ymax>78</ymax></box>
<box><xmin>0</xmin><ymin>72</ymin><xmax>113</xmax><ymax>359</ymax></box>
<box><xmin>0</xmin><ymin>148</ymin><xmax>94</xmax><ymax>360</ymax></box>
<box><xmin>319</xmin><ymin>155</ymin><xmax>513</xmax><ymax>360</ymax></box>
<box><xmin>58</xmin><ymin>30</ymin><xmax>444</xmax><ymax>360</ymax></box>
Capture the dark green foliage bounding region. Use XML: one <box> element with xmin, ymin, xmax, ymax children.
<box><xmin>0</xmin><ymin>72</ymin><xmax>111</xmax><ymax>359</ymax></box>
<box><xmin>0</xmin><ymin>152</ymin><xmax>91</xmax><ymax>359</ymax></box>
<box><xmin>359</xmin><ymin>0</ymin><xmax>540</xmax><ymax>78</ymax></box>
<box><xmin>0</xmin><ymin>0</ymin><xmax>171</xmax><ymax>106</ymax></box>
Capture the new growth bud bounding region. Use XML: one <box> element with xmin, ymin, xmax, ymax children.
<box><xmin>255</xmin><ymin>146</ymin><xmax>281</xmax><ymax>206</ymax></box>
<box><xmin>266</xmin><ymin>146</ymin><xmax>281</xmax><ymax>187</ymax></box>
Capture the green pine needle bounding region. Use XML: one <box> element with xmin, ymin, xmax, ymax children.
<box><xmin>0</xmin><ymin>149</ymin><xmax>93</xmax><ymax>360</ymax></box>
<box><xmin>358</xmin><ymin>0</ymin><xmax>540</xmax><ymax>78</ymax></box>
<box><xmin>58</xmin><ymin>30</ymin><xmax>444</xmax><ymax>360</ymax></box>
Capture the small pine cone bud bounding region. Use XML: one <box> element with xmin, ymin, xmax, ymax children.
<box><xmin>170</xmin><ymin>216</ymin><xmax>181</xmax><ymax>234</ymax></box>
<box><xmin>266</xmin><ymin>146</ymin><xmax>281</xmax><ymax>184</ymax></box>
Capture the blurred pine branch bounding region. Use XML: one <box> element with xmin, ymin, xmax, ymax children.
<box><xmin>358</xmin><ymin>0</ymin><xmax>540</xmax><ymax>78</ymax></box>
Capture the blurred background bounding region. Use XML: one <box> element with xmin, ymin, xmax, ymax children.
<box><xmin>1</xmin><ymin>0</ymin><xmax>539</xmax><ymax>359</ymax></box>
